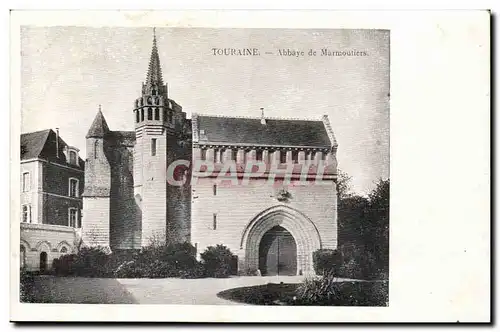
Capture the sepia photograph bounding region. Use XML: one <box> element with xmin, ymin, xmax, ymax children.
<box><xmin>18</xmin><ymin>26</ymin><xmax>389</xmax><ymax>306</ymax></box>
<box><xmin>9</xmin><ymin>10</ymin><xmax>490</xmax><ymax>323</ymax></box>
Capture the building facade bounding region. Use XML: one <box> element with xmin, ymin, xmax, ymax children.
<box><xmin>20</xmin><ymin>129</ymin><xmax>84</xmax><ymax>271</ymax></box>
<box><xmin>81</xmin><ymin>33</ymin><xmax>339</xmax><ymax>276</ymax></box>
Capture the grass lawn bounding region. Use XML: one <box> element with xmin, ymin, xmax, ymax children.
<box><xmin>217</xmin><ymin>281</ymin><xmax>388</xmax><ymax>306</ymax></box>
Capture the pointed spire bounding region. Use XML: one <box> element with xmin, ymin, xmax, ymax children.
<box><xmin>86</xmin><ymin>106</ymin><xmax>110</xmax><ymax>138</ymax></box>
<box><xmin>145</xmin><ymin>27</ymin><xmax>164</xmax><ymax>87</ymax></box>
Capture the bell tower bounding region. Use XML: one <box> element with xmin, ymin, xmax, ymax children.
<box><xmin>133</xmin><ymin>29</ymin><xmax>171</xmax><ymax>246</ymax></box>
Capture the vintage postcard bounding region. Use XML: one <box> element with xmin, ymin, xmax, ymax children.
<box><xmin>9</xmin><ymin>10</ymin><xmax>490</xmax><ymax>323</ymax></box>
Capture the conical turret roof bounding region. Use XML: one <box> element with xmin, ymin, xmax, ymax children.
<box><xmin>86</xmin><ymin>109</ymin><xmax>110</xmax><ymax>138</ymax></box>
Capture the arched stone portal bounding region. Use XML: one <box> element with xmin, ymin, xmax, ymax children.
<box><xmin>259</xmin><ymin>226</ymin><xmax>297</xmax><ymax>276</ymax></box>
<box><xmin>241</xmin><ymin>205</ymin><xmax>322</xmax><ymax>276</ymax></box>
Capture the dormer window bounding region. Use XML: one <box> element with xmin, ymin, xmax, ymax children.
<box><xmin>69</xmin><ymin>151</ymin><xmax>77</xmax><ymax>165</ymax></box>
<box><xmin>64</xmin><ymin>147</ymin><xmax>80</xmax><ymax>166</ymax></box>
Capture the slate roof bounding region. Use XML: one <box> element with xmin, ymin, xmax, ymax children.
<box><xmin>21</xmin><ymin>129</ymin><xmax>84</xmax><ymax>169</ymax></box>
<box><xmin>21</xmin><ymin>129</ymin><xmax>51</xmax><ymax>160</ymax></box>
<box><xmin>86</xmin><ymin>110</ymin><xmax>110</xmax><ymax>138</ymax></box>
<box><xmin>195</xmin><ymin>115</ymin><xmax>333</xmax><ymax>148</ymax></box>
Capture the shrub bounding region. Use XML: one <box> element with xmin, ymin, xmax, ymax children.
<box><xmin>53</xmin><ymin>246</ymin><xmax>112</xmax><ymax>277</ymax></box>
<box><xmin>179</xmin><ymin>261</ymin><xmax>206</xmax><ymax>279</ymax></box>
<box><xmin>114</xmin><ymin>260</ymin><xmax>144</xmax><ymax>278</ymax></box>
<box><xmin>52</xmin><ymin>254</ymin><xmax>77</xmax><ymax>276</ymax></box>
<box><xmin>313</xmin><ymin>249</ymin><xmax>342</xmax><ymax>275</ymax></box>
<box><xmin>144</xmin><ymin>260</ymin><xmax>175</xmax><ymax>278</ymax></box>
<box><xmin>200</xmin><ymin>245</ymin><xmax>235</xmax><ymax>278</ymax></box>
<box><xmin>293</xmin><ymin>271</ymin><xmax>388</xmax><ymax>306</ymax></box>
<box><xmin>19</xmin><ymin>269</ymin><xmax>35</xmax><ymax>303</ymax></box>
<box><xmin>337</xmin><ymin>244</ymin><xmax>379</xmax><ymax>280</ymax></box>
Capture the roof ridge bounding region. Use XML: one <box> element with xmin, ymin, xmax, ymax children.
<box><xmin>193</xmin><ymin>113</ymin><xmax>323</xmax><ymax>122</ymax></box>
<box><xmin>21</xmin><ymin>128</ymin><xmax>51</xmax><ymax>136</ymax></box>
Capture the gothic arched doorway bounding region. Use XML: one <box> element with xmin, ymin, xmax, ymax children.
<box><xmin>241</xmin><ymin>205</ymin><xmax>323</xmax><ymax>276</ymax></box>
<box><xmin>259</xmin><ymin>226</ymin><xmax>297</xmax><ymax>276</ymax></box>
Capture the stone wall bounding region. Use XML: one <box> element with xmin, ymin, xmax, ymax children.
<box><xmin>20</xmin><ymin>223</ymin><xmax>76</xmax><ymax>271</ymax></box>
<box><xmin>81</xmin><ymin>197</ymin><xmax>110</xmax><ymax>247</ymax></box>
<box><xmin>191</xmin><ymin>177</ymin><xmax>337</xmax><ymax>275</ymax></box>
<box><xmin>109</xmin><ymin>143</ymin><xmax>141</xmax><ymax>250</ymax></box>
<box><xmin>166</xmin><ymin>133</ymin><xmax>191</xmax><ymax>243</ymax></box>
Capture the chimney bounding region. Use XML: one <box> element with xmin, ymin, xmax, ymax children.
<box><xmin>260</xmin><ymin>107</ymin><xmax>266</xmax><ymax>125</ymax></box>
<box><xmin>55</xmin><ymin>128</ymin><xmax>60</xmax><ymax>158</ymax></box>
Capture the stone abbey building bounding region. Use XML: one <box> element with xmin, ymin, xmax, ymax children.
<box><xmin>82</xmin><ymin>33</ymin><xmax>339</xmax><ymax>276</ymax></box>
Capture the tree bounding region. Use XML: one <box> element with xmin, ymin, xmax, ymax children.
<box><xmin>336</xmin><ymin>171</ymin><xmax>390</xmax><ymax>279</ymax></box>
<box><xmin>366</xmin><ymin>178</ymin><xmax>390</xmax><ymax>273</ymax></box>
<box><xmin>336</xmin><ymin>169</ymin><xmax>353</xmax><ymax>200</ymax></box>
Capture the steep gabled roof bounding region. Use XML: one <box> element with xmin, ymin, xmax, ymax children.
<box><xmin>21</xmin><ymin>129</ymin><xmax>84</xmax><ymax>169</ymax></box>
<box><xmin>86</xmin><ymin>110</ymin><xmax>110</xmax><ymax>138</ymax></box>
<box><xmin>194</xmin><ymin>115</ymin><xmax>333</xmax><ymax>148</ymax></box>
<box><xmin>21</xmin><ymin>129</ymin><xmax>51</xmax><ymax>160</ymax></box>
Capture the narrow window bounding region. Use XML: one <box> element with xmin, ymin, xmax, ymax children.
<box><xmin>22</xmin><ymin>172</ymin><xmax>30</xmax><ymax>192</ymax></box>
<box><xmin>141</xmin><ymin>109</ymin><xmax>145</xmax><ymax>121</ymax></box>
<box><xmin>163</xmin><ymin>109</ymin><xmax>167</xmax><ymax>122</ymax></box>
<box><xmin>292</xmin><ymin>150</ymin><xmax>299</xmax><ymax>163</ymax></box>
<box><xmin>151</xmin><ymin>138</ymin><xmax>157</xmax><ymax>156</ymax></box>
<box><xmin>213</xmin><ymin>184</ymin><xmax>217</xmax><ymax>196</ymax></box>
<box><xmin>168</xmin><ymin>111</ymin><xmax>173</xmax><ymax>123</ymax></box>
<box><xmin>256</xmin><ymin>150</ymin><xmax>263</xmax><ymax>161</ymax></box>
<box><xmin>154</xmin><ymin>108</ymin><xmax>160</xmax><ymax>120</ymax></box>
<box><xmin>201</xmin><ymin>149</ymin><xmax>207</xmax><ymax>160</ymax></box>
<box><xmin>69</xmin><ymin>178</ymin><xmax>79</xmax><ymax>197</ymax></box>
<box><xmin>231</xmin><ymin>149</ymin><xmax>237</xmax><ymax>161</ymax></box>
<box><xmin>321</xmin><ymin>151</ymin><xmax>327</xmax><ymax>161</ymax></box>
<box><xmin>20</xmin><ymin>245</ymin><xmax>26</xmax><ymax>268</ymax></box>
<box><xmin>21</xmin><ymin>205</ymin><xmax>31</xmax><ymax>223</ymax></box>
<box><xmin>148</xmin><ymin>108</ymin><xmax>153</xmax><ymax>120</ymax></box>
<box><xmin>69</xmin><ymin>150</ymin><xmax>77</xmax><ymax>165</ymax></box>
<box><xmin>280</xmin><ymin>150</ymin><xmax>287</xmax><ymax>164</ymax></box>
<box><xmin>136</xmin><ymin>110</ymin><xmax>140</xmax><ymax>123</ymax></box>
<box><xmin>213</xmin><ymin>213</ymin><xmax>217</xmax><ymax>230</ymax></box>
<box><xmin>68</xmin><ymin>208</ymin><xmax>78</xmax><ymax>227</ymax></box>
<box><xmin>94</xmin><ymin>140</ymin><xmax>98</xmax><ymax>159</ymax></box>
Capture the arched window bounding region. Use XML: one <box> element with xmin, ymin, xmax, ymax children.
<box><xmin>94</xmin><ymin>140</ymin><xmax>99</xmax><ymax>159</ymax></box>
<box><xmin>39</xmin><ymin>252</ymin><xmax>47</xmax><ymax>273</ymax></box>
<box><xmin>148</xmin><ymin>108</ymin><xmax>153</xmax><ymax>120</ymax></box>
<box><xmin>20</xmin><ymin>245</ymin><xmax>26</xmax><ymax>268</ymax></box>
<box><xmin>154</xmin><ymin>108</ymin><xmax>160</xmax><ymax>120</ymax></box>
<box><xmin>141</xmin><ymin>109</ymin><xmax>145</xmax><ymax>121</ymax></box>
<box><xmin>136</xmin><ymin>110</ymin><xmax>140</xmax><ymax>123</ymax></box>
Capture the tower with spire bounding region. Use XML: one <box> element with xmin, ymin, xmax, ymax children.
<box><xmin>133</xmin><ymin>29</ymin><xmax>191</xmax><ymax>246</ymax></box>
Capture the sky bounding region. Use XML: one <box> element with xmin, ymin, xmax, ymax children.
<box><xmin>20</xmin><ymin>27</ymin><xmax>389</xmax><ymax>195</ymax></box>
